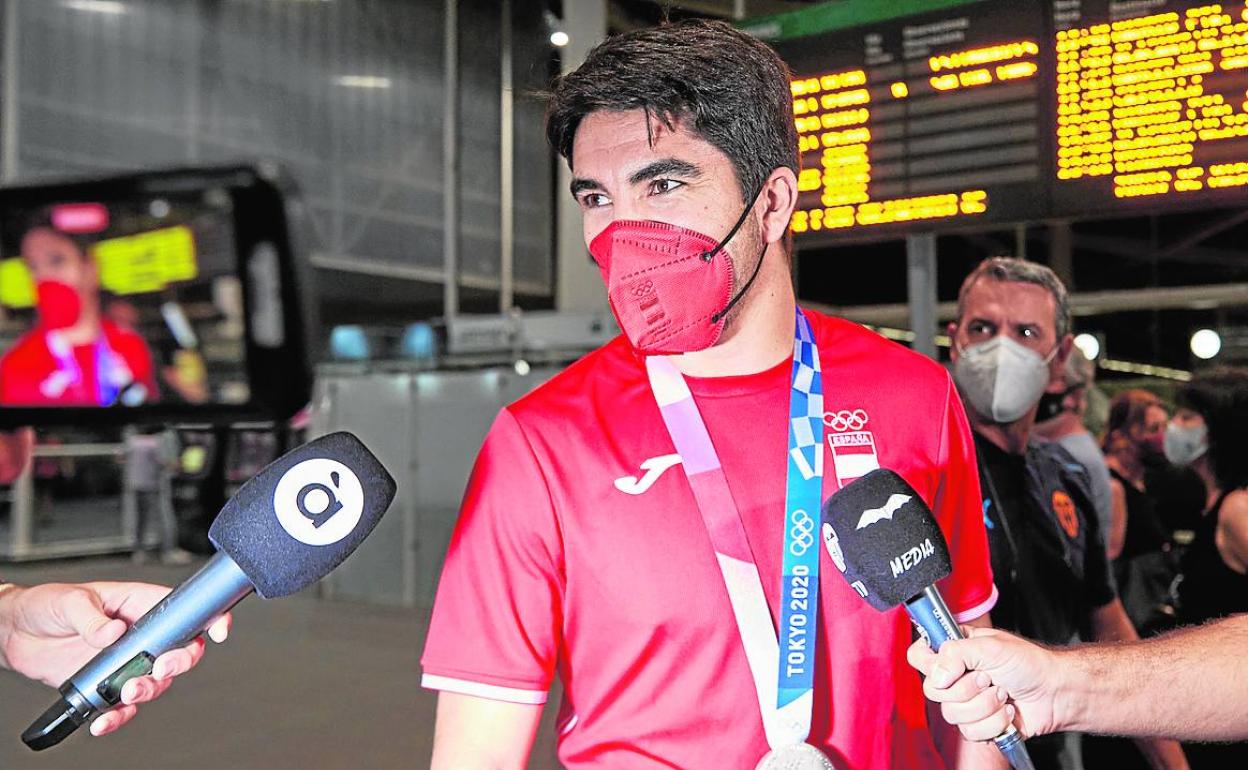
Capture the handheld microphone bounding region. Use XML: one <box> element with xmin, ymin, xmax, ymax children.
<box><xmin>821</xmin><ymin>468</ymin><xmax>1035</xmax><ymax>770</ymax></box>
<box><xmin>22</xmin><ymin>431</ymin><xmax>396</xmax><ymax>751</ymax></box>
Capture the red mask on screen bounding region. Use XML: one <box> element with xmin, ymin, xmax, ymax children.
<box><xmin>588</xmin><ymin>193</ymin><xmax>765</xmax><ymax>355</ymax></box>
<box><xmin>36</xmin><ymin>280</ymin><xmax>83</xmax><ymax>330</ymax></box>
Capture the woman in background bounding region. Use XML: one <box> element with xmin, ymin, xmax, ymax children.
<box><xmin>1170</xmin><ymin>368</ymin><xmax>1248</xmax><ymax>769</ymax></box>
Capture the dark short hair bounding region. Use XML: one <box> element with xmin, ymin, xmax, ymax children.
<box><xmin>545</xmin><ymin>19</ymin><xmax>799</xmax><ymax>202</ymax></box>
<box><xmin>15</xmin><ymin>207</ymin><xmax>93</xmax><ymax>260</ymax></box>
<box><xmin>1105</xmin><ymin>388</ymin><xmax>1163</xmax><ymax>440</ymax></box>
<box><xmin>1176</xmin><ymin>367</ymin><xmax>1248</xmax><ymax>491</ymax></box>
<box><xmin>955</xmin><ymin>257</ymin><xmax>1072</xmax><ymax>340</ymax></box>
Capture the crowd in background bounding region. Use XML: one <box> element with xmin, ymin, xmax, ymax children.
<box><xmin>948</xmin><ymin>256</ymin><xmax>1248</xmax><ymax>770</ymax></box>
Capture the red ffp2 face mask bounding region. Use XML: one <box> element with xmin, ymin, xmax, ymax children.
<box><xmin>36</xmin><ymin>280</ymin><xmax>83</xmax><ymax>330</ymax></box>
<box><xmin>588</xmin><ymin>192</ymin><xmax>765</xmax><ymax>355</ymax></box>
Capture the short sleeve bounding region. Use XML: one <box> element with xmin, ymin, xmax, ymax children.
<box><xmin>1076</xmin><ymin>467</ymin><xmax>1117</xmax><ymax>609</ymax></box>
<box><xmin>420</xmin><ymin>408</ymin><xmax>564</xmax><ymax>704</ymax></box>
<box><xmin>932</xmin><ymin>372</ymin><xmax>998</xmax><ymax>623</ymax></box>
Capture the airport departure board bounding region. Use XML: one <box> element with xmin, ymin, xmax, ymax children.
<box><xmin>768</xmin><ymin>0</ymin><xmax>1248</xmax><ymax>243</ymax></box>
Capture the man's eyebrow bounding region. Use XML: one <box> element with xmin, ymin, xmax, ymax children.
<box><xmin>628</xmin><ymin>158</ymin><xmax>702</xmax><ymax>186</ymax></box>
<box><xmin>570</xmin><ymin>177</ymin><xmax>603</xmax><ymax>196</ymax></box>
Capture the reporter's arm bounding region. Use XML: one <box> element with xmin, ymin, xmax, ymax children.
<box><xmin>430</xmin><ymin>692</ymin><xmax>542</xmax><ymax>770</ymax></box>
<box><xmin>1088</xmin><ymin>600</ymin><xmax>1188</xmax><ymax>770</ymax></box>
<box><xmin>1062</xmin><ymin>615</ymin><xmax>1248</xmax><ymax>742</ymax></box>
<box><xmin>911</xmin><ymin>616</ymin><xmax>1248</xmax><ymax>743</ymax></box>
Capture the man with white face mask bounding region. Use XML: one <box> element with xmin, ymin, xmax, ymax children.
<box><xmin>947</xmin><ymin>257</ymin><xmax>1187</xmax><ymax>770</ymax></box>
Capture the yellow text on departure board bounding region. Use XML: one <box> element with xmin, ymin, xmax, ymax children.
<box><xmin>789</xmin><ymin>41</ymin><xmax>1037</xmax><ymax>233</ymax></box>
<box><xmin>1057</xmin><ymin>4</ymin><xmax>1248</xmax><ymax>198</ymax></box>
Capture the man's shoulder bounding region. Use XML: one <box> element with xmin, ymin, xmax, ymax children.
<box><xmin>1029</xmin><ymin>437</ymin><xmax>1091</xmax><ymax>478</ymax></box>
<box><xmin>806</xmin><ymin>308</ymin><xmax>951</xmax><ymax>386</ymax></box>
<box><xmin>506</xmin><ymin>335</ymin><xmax>640</xmax><ymax>426</ymax></box>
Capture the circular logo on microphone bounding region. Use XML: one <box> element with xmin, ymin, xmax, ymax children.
<box><xmin>273</xmin><ymin>459</ymin><xmax>364</xmax><ymax>546</ymax></box>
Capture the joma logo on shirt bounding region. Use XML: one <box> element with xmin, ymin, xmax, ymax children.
<box><xmin>890</xmin><ymin>538</ymin><xmax>935</xmax><ymax>578</ymax></box>
<box><xmin>614</xmin><ymin>454</ymin><xmax>683</xmax><ymax>495</ymax></box>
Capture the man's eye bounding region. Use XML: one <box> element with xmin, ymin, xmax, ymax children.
<box><xmin>649</xmin><ymin>178</ymin><xmax>684</xmax><ymax>195</ymax></box>
<box><xmin>579</xmin><ymin>193</ymin><xmax>610</xmax><ymax>209</ymax></box>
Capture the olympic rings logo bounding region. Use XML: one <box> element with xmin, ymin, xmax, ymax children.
<box><xmin>789</xmin><ymin>509</ymin><xmax>816</xmax><ymax>556</ymax></box>
<box><xmin>823</xmin><ymin>409</ymin><xmax>868</xmax><ymax>432</ymax></box>
<box><xmin>630</xmin><ymin>280</ymin><xmax>654</xmax><ymax>298</ymax></box>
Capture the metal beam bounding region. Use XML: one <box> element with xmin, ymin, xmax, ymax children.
<box><xmin>442</xmin><ymin>0</ymin><xmax>460</xmax><ymax>318</ymax></box>
<box><xmin>1154</xmin><ymin>209</ymin><xmax>1248</xmax><ymax>260</ymax></box>
<box><xmin>499</xmin><ymin>0</ymin><xmax>514</xmax><ymax>313</ymax></box>
<box><xmin>1032</xmin><ymin>231</ymin><xmax>1247</xmax><ymax>269</ymax></box>
<box><xmin>555</xmin><ymin>1</ymin><xmax>608</xmax><ymax>313</ymax></box>
<box><xmin>2</xmin><ymin>0</ymin><xmax>20</xmax><ymax>182</ymax></box>
<box><xmin>906</xmin><ymin>233</ymin><xmax>938</xmax><ymax>359</ymax></box>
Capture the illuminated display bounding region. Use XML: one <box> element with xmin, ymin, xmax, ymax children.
<box><xmin>774</xmin><ymin>3</ymin><xmax>1047</xmax><ymax>239</ymax></box>
<box><xmin>0</xmin><ymin>225</ymin><xmax>197</xmax><ymax>308</ymax></box>
<box><xmin>1054</xmin><ymin>2</ymin><xmax>1248</xmax><ymax>209</ymax></box>
<box><xmin>768</xmin><ymin>0</ymin><xmax>1248</xmax><ymax>243</ymax></box>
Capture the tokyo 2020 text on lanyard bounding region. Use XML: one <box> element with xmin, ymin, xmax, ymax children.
<box><xmin>645</xmin><ymin>308</ymin><xmax>834</xmax><ymax>766</ymax></box>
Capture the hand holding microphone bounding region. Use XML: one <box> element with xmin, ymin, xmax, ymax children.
<box><xmin>22</xmin><ymin>431</ymin><xmax>396</xmax><ymax>750</ymax></box>
<box><xmin>0</xmin><ymin>582</ymin><xmax>231</xmax><ymax>737</ymax></box>
<box><xmin>821</xmin><ymin>469</ymin><xmax>1036</xmax><ymax>770</ymax></box>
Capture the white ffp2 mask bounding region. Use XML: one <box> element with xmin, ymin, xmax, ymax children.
<box><xmin>953</xmin><ymin>336</ymin><xmax>1055</xmax><ymax>424</ymax></box>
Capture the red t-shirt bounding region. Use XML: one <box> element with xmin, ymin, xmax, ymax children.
<box><xmin>0</xmin><ymin>321</ymin><xmax>157</xmax><ymax>405</ymax></box>
<box><xmin>421</xmin><ymin>310</ymin><xmax>996</xmax><ymax>768</ymax></box>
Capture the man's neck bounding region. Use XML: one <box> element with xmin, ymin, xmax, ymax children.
<box><xmin>1032</xmin><ymin>412</ymin><xmax>1082</xmax><ymax>441</ymax></box>
<box><xmin>670</xmin><ymin>247</ymin><xmax>795</xmax><ymax>378</ymax></box>
<box><xmin>969</xmin><ymin>410</ymin><xmax>1034</xmax><ymax>456</ymax></box>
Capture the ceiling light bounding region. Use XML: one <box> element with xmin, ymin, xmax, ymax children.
<box><xmin>64</xmin><ymin>0</ymin><xmax>127</xmax><ymax>13</ymax></box>
<box><xmin>1073</xmin><ymin>333</ymin><xmax>1100</xmax><ymax>360</ymax></box>
<box><xmin>333</xmin><ymin>75</ymin><xmax>391</xmax><ymax>89</ymax></box>
<box><xmin>550</xmin><ymin>31</ymin><xmax>569</xmax><ymax>47</ymax></box>
<box><xmin>1190</xmin><ymin>328</ymin><xmax>1221</xmax><ymax>360</ymax></box>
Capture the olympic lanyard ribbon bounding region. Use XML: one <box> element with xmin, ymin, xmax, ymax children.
<box><xmin>645</xmin><ymin>308</ymin><xmax>825</xmax><ymax>750</ymax></box>
<box><xmin>44</xmin><ymin>331</ymin><xmax>128</xmax><ymax>405</ymax></box>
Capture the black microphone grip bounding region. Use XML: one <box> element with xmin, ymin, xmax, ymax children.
<box><xmin>907</xmin><ymin>586</ymin><xmax>1035</xmax><ymax>770</ymax></box>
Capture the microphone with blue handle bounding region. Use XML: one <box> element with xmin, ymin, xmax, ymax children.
<box><xmin>821</xmin><ymin>468</ymin><xmax>1035</xmax><ymax>770</ymax></box>
<box><xmin>22</xmin><ymin>431</ymin><xmax>396</xmax><ymax>750</ymax></box>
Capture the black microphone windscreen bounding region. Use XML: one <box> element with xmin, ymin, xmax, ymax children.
<box><xmin>820</xmin><ymin>468</ymin><xmax>951</xmax><ymax>611</ymax></box>
<box><xmin>209</xmin><ymin>431</ymin><xmax>396</xmax><ymax>598</ymax></box>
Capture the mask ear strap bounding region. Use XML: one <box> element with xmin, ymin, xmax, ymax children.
<box><xmin>712</xmin><ymin>244</ymin><xmax>766</xmax><ymax>324</ymax></box>
<box><xmin>703</xmin><ymin>181</ymin><xmax>770</xmax><ymax>325</ymax></box>
<box><xmin>700</xmin><ymin>183</ymin><xmax>765</xmax><ymax>263</ymax></box>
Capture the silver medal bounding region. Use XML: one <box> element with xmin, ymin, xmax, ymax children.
<box><xmin>754</xmin><ymin>742</ymin><xmax>837</xmax><ymax>770</ymax></box>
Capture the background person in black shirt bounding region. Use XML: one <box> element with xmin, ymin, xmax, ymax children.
<box><xmin>1169</xmin><ymin>368</ymin><xmax>1248</xmax><ymax>769</ymax></box>
<box><xmin>946</xmin><ymin>257</ymin><xmax>1186</xmax><ymax>770</ymax></box>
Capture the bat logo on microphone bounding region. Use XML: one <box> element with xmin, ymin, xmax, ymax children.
<box><xmin>856</xmin><ymin>493</ymin><xmax>911</xmax><ymax>529</ymax></box>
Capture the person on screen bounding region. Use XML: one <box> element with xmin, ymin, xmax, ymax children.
<box><xmin>0</xmin><ymin>214</ymin><xmax>157</xmax><ymax>406</ymax></box>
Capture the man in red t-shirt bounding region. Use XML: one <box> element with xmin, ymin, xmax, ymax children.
<box><xmin>422</xmin><ymin>21</ymin><xmax>1004</xmax><ymax>769</ymax></box>
<box><xmin>0</xmin><ymin>223</ymin><xmax>156</xmax><ymax>406</ymax></box>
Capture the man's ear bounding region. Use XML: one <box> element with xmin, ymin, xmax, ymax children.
<box><xmin>1045</xmin><ymin>334</ymin><xmax>1075</xmax><ymax>393</ymax></box>
<box><xmin>946</xmin><ymin>321</ymin><xmax>961</xmax><ymax>361</ymax></box>
<box><xmin>759</xmin><ymin>166</ymin><xmax>798</xmax><ymax>245</ymax></box>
